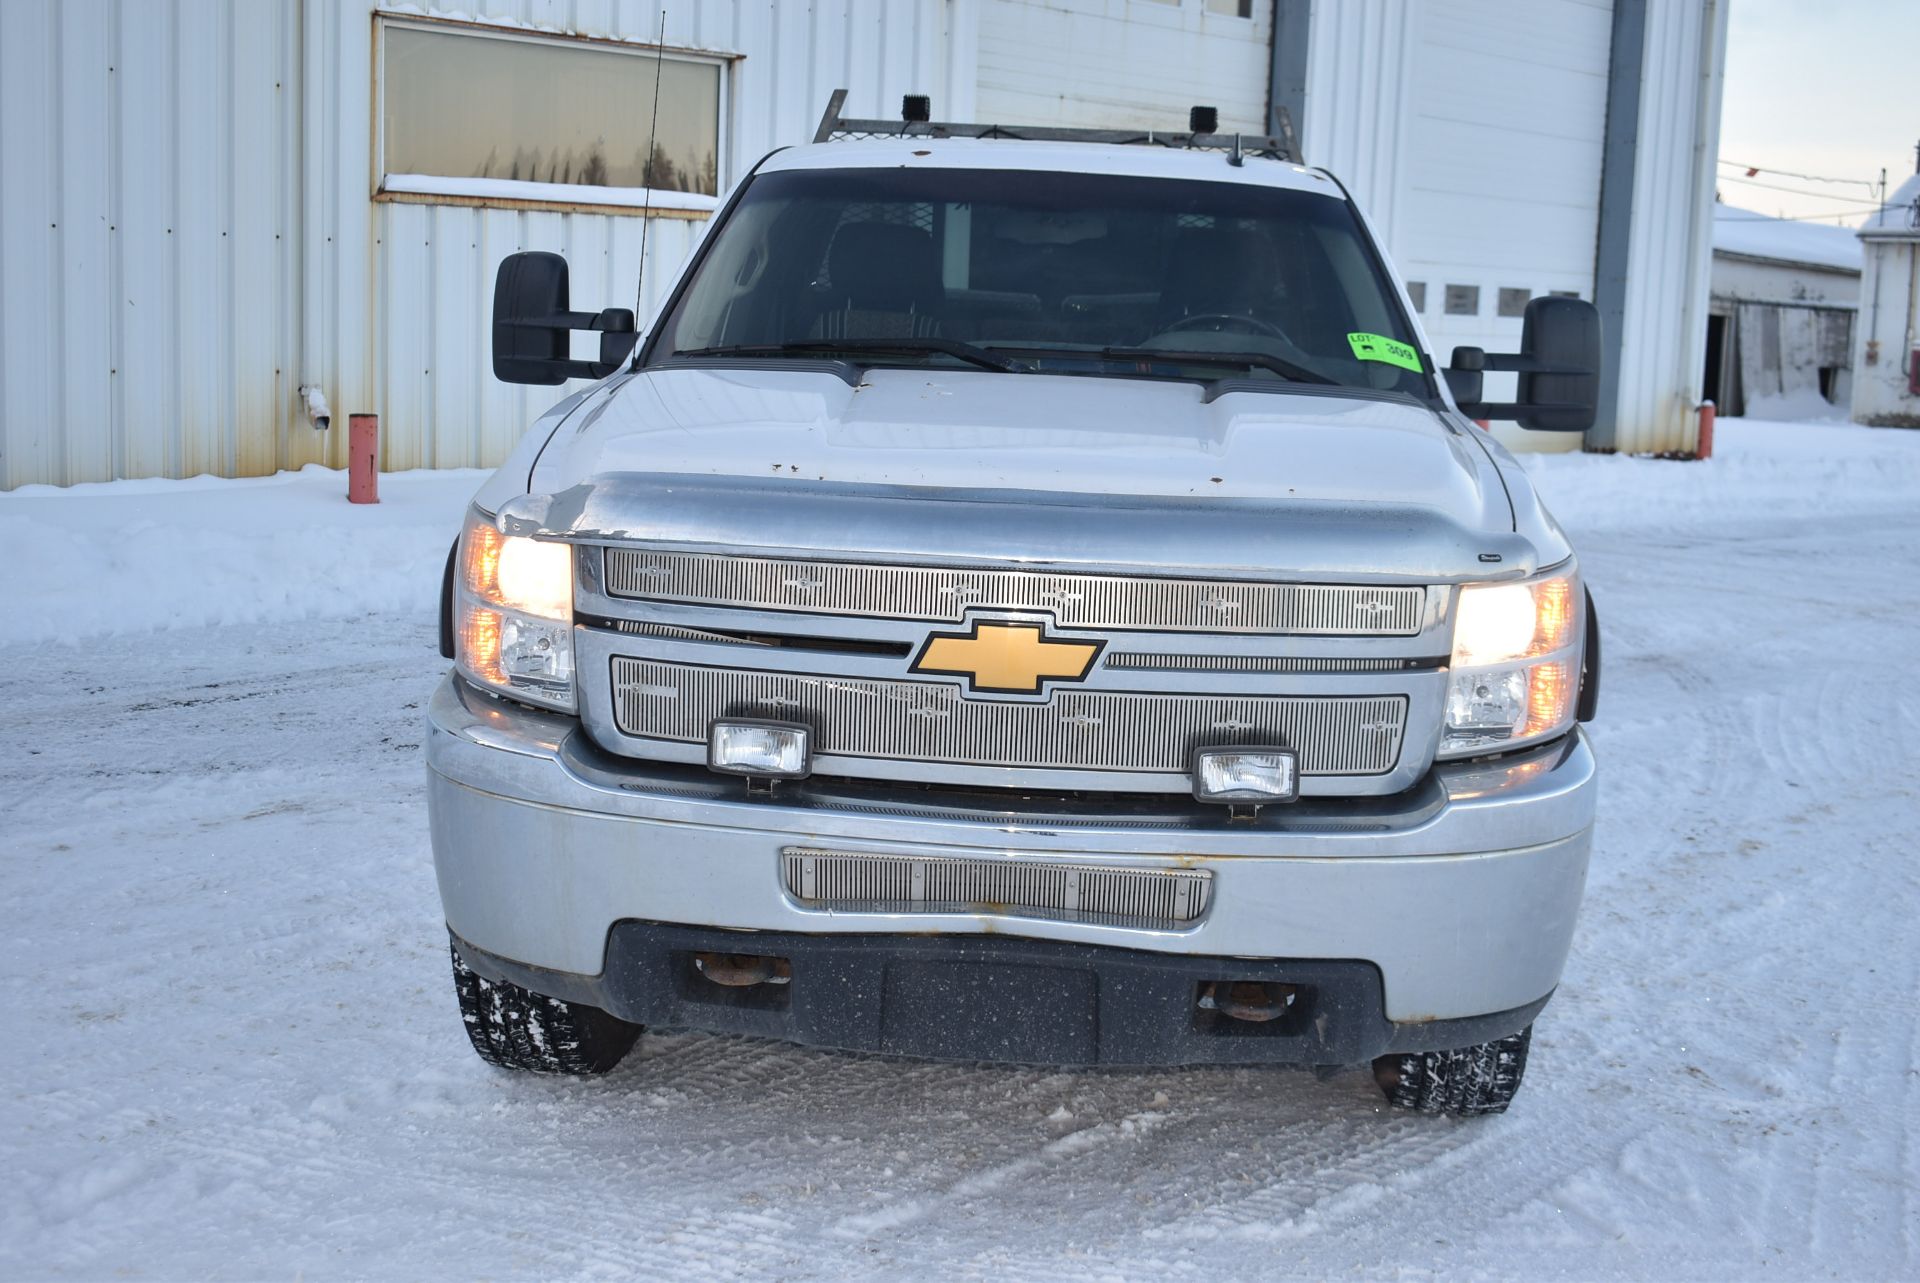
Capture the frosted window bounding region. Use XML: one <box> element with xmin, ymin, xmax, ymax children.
<box><xmin>381</xmin><ymin>23</ymin><xmax>721</xmax><ymax>196</ymax></box>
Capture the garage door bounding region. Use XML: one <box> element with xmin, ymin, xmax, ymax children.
<box><xmin>1393</xmin><ymin>0</ymin><xmax>1613</xmax><ymax>362</ymax></box>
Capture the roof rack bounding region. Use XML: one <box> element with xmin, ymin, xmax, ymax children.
<box><xmin>810</xmin><ymin>89</ymin><xmax>1303</xmax><ymax>166</ymax></box>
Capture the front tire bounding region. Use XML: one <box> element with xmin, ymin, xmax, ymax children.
<box><xmin>1372</xmin><ymin>1025</ymin><xmax>1532</xmax><ymax>1116</ymax></box>
<box><xmin>451</xmin><ymin>942</ymin><xmax>641</xmax><ymax>1075</ymax></box>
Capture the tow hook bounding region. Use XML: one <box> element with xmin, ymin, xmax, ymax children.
<box><xmin>692</xmin><ymin>952</ymin><xmax>793</xmax><ymax>988</ymax></box>
<box><xmin>1198</xmin><ymin>980</ymin><xmax>1299</xmax><ymax>1023</ymax></box>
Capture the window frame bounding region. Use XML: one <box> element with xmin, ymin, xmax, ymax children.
<box><xmin>371</xmin><ymin>12</ymin><xmax>734</xmax><ymax>219</ymax></box>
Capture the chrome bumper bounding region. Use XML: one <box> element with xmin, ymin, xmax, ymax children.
<box><xmin>427</xmin><ymin>675</ymin><xmax>1595</xmax><ymax>1025</ymax></box>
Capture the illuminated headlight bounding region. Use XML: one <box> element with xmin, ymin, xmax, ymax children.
<box><xmin>1439</xmin><ymin>565</ymin><xmax>1582</xmax><ymax>758</ymax></box>
<box><xmin>1192</xmin><ymin>746</ymin><xmax>1299</xmax><ymax>804</ymax></box>
<box><xmin>708</xmin><ymin>720</ymin><xmax>812</xmax><ymax>779</ymax></box>
<box><xmin>454</xmin><ymin>507</ymin><xmax>576</xmax><ymax>712</ymax></box>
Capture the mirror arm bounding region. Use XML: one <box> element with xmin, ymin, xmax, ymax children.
<box><xmin>1468</xmin><ymin>401</ymin><xmax>1593</xmax><ymax>425</ymax></box>
<box><xmin>500</xmin><ymin>308</ymin><xmax>637</xmax><ymax>380</ymax></box>
<box><xmin>1480</xmin><ymin>352</ymin><xmax>1595</xmax><ymax>376</ymax></box>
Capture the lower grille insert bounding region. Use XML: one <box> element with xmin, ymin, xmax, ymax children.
<box><xmin>610</xmin><ymin>657</ymin><xmax>1409</xmax><ymax>776</ymax></box>
<box><xmin>782</xmin><ymin>847</ymin><xmax>1211</xmax><ymax>929</ymax></box>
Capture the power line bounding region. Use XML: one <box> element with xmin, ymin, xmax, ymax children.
<box><xmin>1717</xmin><ymin>173</ymin><xmax>1885</xmax><ymax>201</ymax></box>
<box><xmin>1716</xmin><ymin>158</ymin><xmax>1878</xmax><ymax>190</ymax></box>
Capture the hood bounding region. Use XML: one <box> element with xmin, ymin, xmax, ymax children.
<box><xmin>533</xmin><ymin>367</ymin><xmax>1510</xmax><ymax>529</ymax></box>
<box><xmin>505</xmin><ymin>367</ymin><xmax>1535</xmax><ymax>583</ymax></box>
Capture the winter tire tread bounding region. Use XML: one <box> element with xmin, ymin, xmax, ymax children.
<box><xmin>450</xmin><ymin>942</ymin><xmax>641</xmax><ymax>1075</ymax></box>
<box><xmin>1372</xmin><ymin>1024</ymin><xmax>1533</xmax><ymax>1116</ymax></box>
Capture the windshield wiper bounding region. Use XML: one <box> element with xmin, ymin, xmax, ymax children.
<box><xmin>1096</xmin><ymin>347</ymin><xmax>1339</xmax><ymax>386</ymax></box>
<box><xmin>990</xmin><ymin>344</ymin><xmax>1337</xmax><ymax>387</ymax></box>
<box><xmin>671</xmin><ymin>339</ymin><xmax>1018</xmax><ymax>373</ymax></box>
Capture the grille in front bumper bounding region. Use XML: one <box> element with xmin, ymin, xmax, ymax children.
<box><xmin>605</xmin><ymin>549</ymin><xmax>1425</xmax><ymax>636</ymax></box>
<box><xmin>783</xmin><ymin>847</ymin><xmax>1212</xmax><ymax>929</ymax></box>
<box><xmin>611</xmin><ymin>658</ymin><xmax>1408</xmax><ymax>775</ymax></box>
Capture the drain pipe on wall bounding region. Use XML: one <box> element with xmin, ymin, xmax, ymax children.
<box><xmin>298</xmin><ymin>384</ymin><xmax>331</xmax><ymax>433</ymax></box>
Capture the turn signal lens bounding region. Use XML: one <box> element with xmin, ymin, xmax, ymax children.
<box><xmin>460</xmin><ymin>606</ymin><xmax>505</xmax><ymax>685</ymax></box>
<box><xmin>1526</xmin><ymin>661</ymin><xmax>1575</xmax><ymax>736</ymax></box>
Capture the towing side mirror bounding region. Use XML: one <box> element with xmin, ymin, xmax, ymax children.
<box><xmin>491</xmin><ymin>251</ymin><xmax>638</xmax><ymax>385</ymax></box>
<box><xmin>1446</xmin><ymin>296</ymin><xmax>1602</xmax><ymax>432</ymax></box>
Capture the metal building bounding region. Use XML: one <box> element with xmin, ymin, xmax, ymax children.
<box><xmin>0</xmin><ymin>0</ymin><xmax>1728</xmax><ymax>490</ymax></box>
<box><xmin>1851</xmin><ymin>168</ymin><xmax>1920</xmax><ymax>428</ymax></box>
<box><xmin>1706</xmin><ymin>205</ymin><xmax>1860</xmax><ymax>419</ymax></box>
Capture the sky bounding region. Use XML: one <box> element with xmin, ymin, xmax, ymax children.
<box><xmin>1716</xmin><ymin>0</ymin><xmax>1920</xmax><ymax>226</ymax></box>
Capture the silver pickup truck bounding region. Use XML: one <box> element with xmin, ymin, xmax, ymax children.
<box><xmin>429</xmin><ymin>98</ymin><xmax>1601</xmax><ymax>1116</ymax></box>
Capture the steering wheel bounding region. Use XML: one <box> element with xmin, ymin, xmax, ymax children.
<box><xmin>1159</xmin><ymin>312</ymin><xmax>1290</xmax><ymax>342</ymax></box>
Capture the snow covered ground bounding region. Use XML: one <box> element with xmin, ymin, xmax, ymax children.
<box><xmin>3</xmin><ymin>418</ymin><xmax>1917</xmax><ymax>1280</ymax></box>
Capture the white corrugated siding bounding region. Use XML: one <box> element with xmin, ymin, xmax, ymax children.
<box><xmin>0</xmin><ymin>0</ymin><xmax>957</xmax><ymax>488</ymax></box>
<box><xmin>1603</xmin><ymin>0</ymin><xmax>1727</xmax><ymax>454</ymax></box>
<box><xmin>1</xmin><ymin>0</ymin><xmax>300</xmax><ymax>490</ymax></box>
<box><xmin>976</xmin><ymin>0</ymin><xmax>1272</xmax><ymax>133</ymax></box>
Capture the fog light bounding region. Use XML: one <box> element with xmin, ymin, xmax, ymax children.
<box><xmin>1192</xmin><ymin>746</ymin><xmax>1299</xmax><ymax>804</ymax></box>
<box><xmin>708</xmin><ymin>719</ymin><xmax>812</xmax><ymax>779</ymax></box>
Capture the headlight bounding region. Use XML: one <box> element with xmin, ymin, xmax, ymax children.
<box><xmin>1438</xmin><ymin>564</ymin><xmax>1581</xmax><ymax>758</ymax></box>
<box><xmin>454</xmin><ymin>507</ymin><xmax>576</xmax><ymax>712</ymax></box>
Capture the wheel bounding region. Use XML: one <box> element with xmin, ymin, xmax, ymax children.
<box><xmin>1372</xmin><ymin>1024</ymin><xmax>1533</xmax><ymax>1116</ymax></box>
<box><xmin>450</xmin><ymin>941</ymin><xmax>641</xmax><ymax>1075</ymax></box>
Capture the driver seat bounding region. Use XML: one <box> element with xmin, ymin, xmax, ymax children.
<box><xmin>1152</xmin><ymin>227</ymin><xmax>1284</xmax><ymax>333</ymax></box>
<box><xmin>812</xmin><ymin>221</ymin><xmax>944</xmax><ymax>340</ymax></box>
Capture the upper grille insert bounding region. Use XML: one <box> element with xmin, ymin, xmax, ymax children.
<box><xmin>604</xmin><ymin>549</ymin><xmax>1425</xmax><ymax>636</ymax></box>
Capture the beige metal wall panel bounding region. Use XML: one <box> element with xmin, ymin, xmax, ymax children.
<box><xmin>53</xmin><ymin>0</ymin><xmax>116</xmax><ymax>486</ymax></box>
<box><xmin>0</xmin><ymin>0</ymin><xmax>299</xmax><ymax>490</ymax></box>
<box><xmin>1</xmin><ymin>0</ymin><xmax>954</xmax><ymax>488</ymax></box>
<box><xmin>976</xmin><ymin>0</ymin><xmax>1273</xmax><ymax>134</ymax></box>
<box><xmin>2</xmin><ymin>0</ymin><xmax>64</xmax><ymax>491</ymax></box>
<box><xmin>1605</xmin><ymin>0</ymin><xmax>1727</xmax><ymax>454</ymax></box>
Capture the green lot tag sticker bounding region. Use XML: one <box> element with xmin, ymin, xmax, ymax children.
<box><xmin>1347</xmin><ymin>332</ymin><xmax>1423</xmax><ymax>373</ymax></box>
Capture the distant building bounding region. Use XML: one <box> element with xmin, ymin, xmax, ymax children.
<box><xmin>1704</xmin><ymin>206</ymin><xmax>1860</xmax><ymax>419</ymax></box>
<box><xmin>0</xmin><ymin>0</ymin><xmax>1730</xmax><ymax>489</ymax></box>
<box><xmin>1851</xmin><ymin>168</ymin><xmax>1920</xmax><ymax>428</ymax></box>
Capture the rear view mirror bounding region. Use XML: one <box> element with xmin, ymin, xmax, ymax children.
<box><xmin>492</xmin><ymin>251</ymin><xmax>637</xmax><ymax>385</ymax></box>
<box><xmin>1446</xmin><ymin>296</ymin><xmax>1602</xmax><ymax>431</ymax></box>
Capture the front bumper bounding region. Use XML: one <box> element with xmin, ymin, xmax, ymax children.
<box><xmin>428</xmin><ymin>675</ymin><xmax>1595</xmax><ymax>1048</ymax></box>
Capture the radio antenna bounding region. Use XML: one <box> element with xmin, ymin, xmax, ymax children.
<box><xmin>633</xmin><ymin>10</ymin><xmax>668</xmax><ymax>334</ymax></box>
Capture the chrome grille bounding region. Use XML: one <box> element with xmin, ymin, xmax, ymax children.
<box><xmin>1104</xmin><ymin>652</ymin><xmax>1415</xmax><ymax>674</ymax></box>
<box><xmin>783</xmin><ymin>848</ymin><xmax>1211</xmax><ymax>928</ymax></box>
<box><xmin>611</xmin><ymin>658</ymin><xmax>1408</xmax><ymax>775</ymax></box>
<box><xmin>604</xmin><ymin>549</ymin><xmax>1424</xmax><ymax>636</ymax></box>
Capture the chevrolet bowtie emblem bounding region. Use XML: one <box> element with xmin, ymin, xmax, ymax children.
<box><xmin>911</xmin><ymin>619</ymin><xmax>1102</xmax><ymax>695</ymax></box>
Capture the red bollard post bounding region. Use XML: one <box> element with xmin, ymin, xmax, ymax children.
<box><xmin>348</xmin><ymin>413</ymin><xmax>379</xmax><ymax>504</ymax></box>
<box><xmin>1696</xmin><ymin>400</ymin><xmax>1715</xmax><ymax>461</ymax></box>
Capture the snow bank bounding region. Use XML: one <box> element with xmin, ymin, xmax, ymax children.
<box><xmin>1521</xmin><ymin>416</ymin><xmax>1920</xmax><ymax>536</ymax></box>
<box><xmin>1740</xmin><ymin>386</ymin><xmax>1848</xmax><ymax>422</ymax></box>
<box><xmin>0</xmin><ymin>466</ymin><xmax>485</xmax><ymax>646</ymax></box>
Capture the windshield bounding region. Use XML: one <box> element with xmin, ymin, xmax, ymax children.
<box><xmin>653</xmin><ymin>165</ymin><xmax>1430</xmax><ymax>399</ymax></box>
